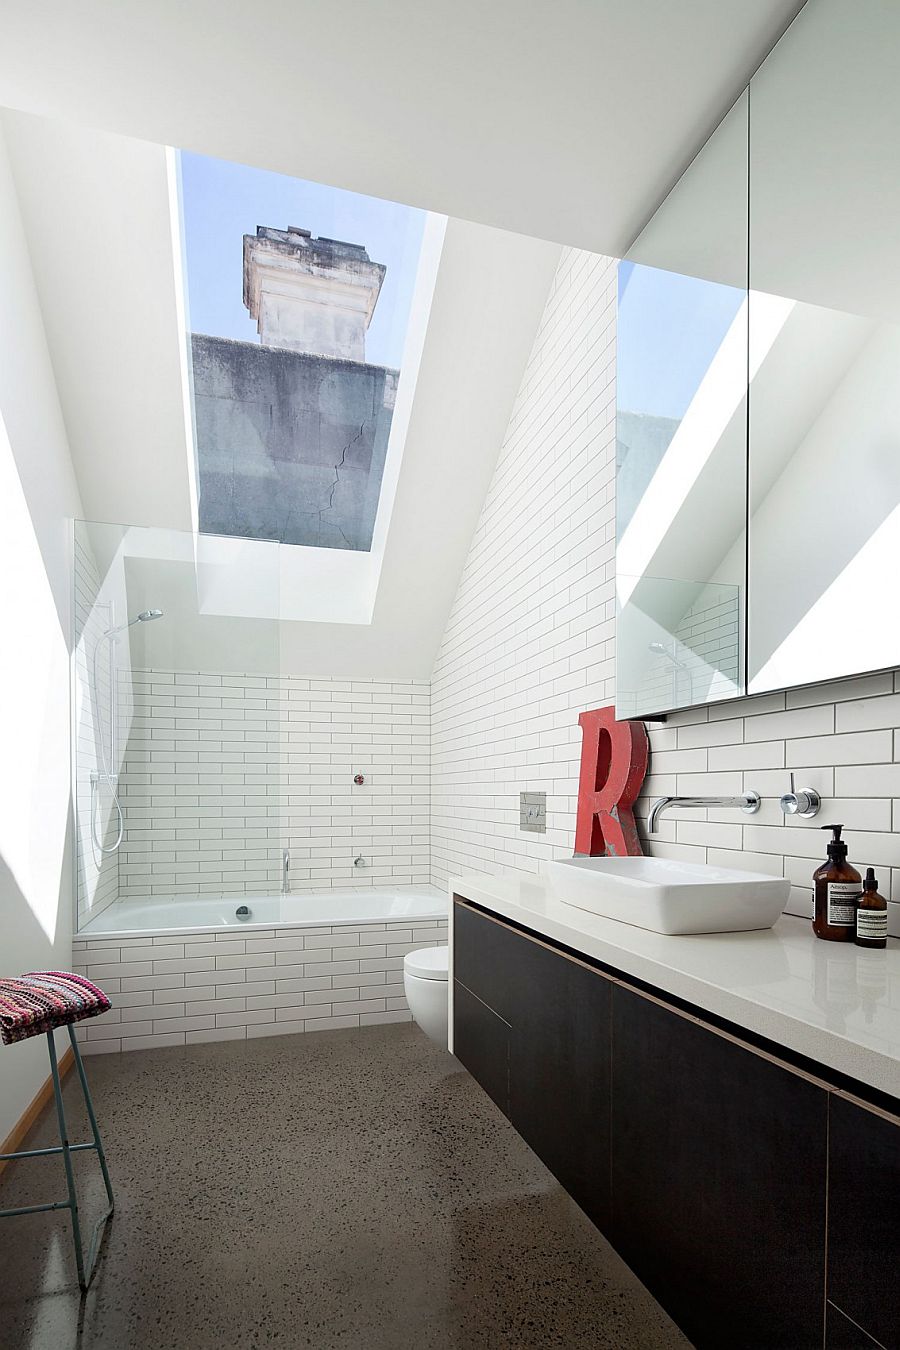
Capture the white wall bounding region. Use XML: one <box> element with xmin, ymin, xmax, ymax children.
<box><xmin>0</xmin><ymin>125</ymin><xmax>82</xmax><ymax>1141</ymax></box>
<box><xmin>431</xmin><ymin>245</ymin><xmax>900</xmax><ymax>939</ymax></box>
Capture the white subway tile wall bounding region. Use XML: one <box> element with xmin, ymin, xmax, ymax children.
<box><xmin>72</xmin><ymin>914</ymin><xmax>447</xmax><ymax>1053</ymax></box>
<box><xmin>642</xmin><ymin>681</ymin><xmax>900</xmax><ymax>932</ymax></box>
<box><xmin>74</xmin><ymin>667</ymin><xmax>436</xmax><ymax>1051</ymax></box>
<box><xmin>117</xmin><ymin>673</ymin><xmax>430</xmax><ymax>897</ymax></box>
<box><xmin>431</xmin><ymin>246</ymin><xmax>900</xmax><ymax>937</ymax></box>
<box><xmin>432</xmin><ymin>249</ymin><xmax>617</xmax><ymax>883</ymax></box>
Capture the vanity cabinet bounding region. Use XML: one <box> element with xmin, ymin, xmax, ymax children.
<box><xmin>610</xmin><ymin>985</ymin><xmax>826</xmax><ymax>1350</ymax></box>
<box><xmin>453</xmin><ymin>900</ymin><xmax>612</xmax><ymax>1227</ymax></box>
<box><xmin>827</xmin><ymin>1096</ymin><xmax>900</xmax><ymax>1350</ymax></box>
<box><xmin>452</xmin><ymin>979</ymin><xmax>510</xmax><ymax>1117</ymax></box>
<box><xmin>506</xmin><ymin>926</ymin><xmax>611</xmax><ymax>1229</ymax></box>
<box><xmin>453</xmin><ymin>898</ymin><xmax>900</xmax><ymax>1350</ymax></box>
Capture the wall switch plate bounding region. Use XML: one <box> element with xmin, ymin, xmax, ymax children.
<box><xmin>520</xmin><ymin>791</ymin><xmax>547</xmax><ymax>833</ymax></box>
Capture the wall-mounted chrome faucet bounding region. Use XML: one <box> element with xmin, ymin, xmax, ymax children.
<box><xmin>282</xmin><ymin>848</ymin><xmax>290</xmax><ymax>895</ymax></box>
<box><xmin>648</xmin><ymin>792</ymin><xmax>761</xmax><ymax>834</ymax></box>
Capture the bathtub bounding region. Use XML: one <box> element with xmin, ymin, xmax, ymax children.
<box><xmin>78</xmin><ymin>887</ymin><xmax>447</xmax><ymax>937</ymax></box>
<box><xmin>71</xmin><ymin>886</ymin><xmax>449</xmax><ymax>1053</ymax></box>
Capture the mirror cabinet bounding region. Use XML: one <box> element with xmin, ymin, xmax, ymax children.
<box><xmin>616</xmin><ymin>0</ymin><xmax>900</xmax><ymax>718</ymax></box>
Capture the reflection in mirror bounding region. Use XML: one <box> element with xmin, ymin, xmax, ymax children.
<box><xmin>748</xmin><ymin>1</ymin><xmax>900</xmax><ymax>694</ymax></box>
<box><xmin>616</xmin><ymin>93</ymin><xmax>748</xmax><ymax>717</ymax></box>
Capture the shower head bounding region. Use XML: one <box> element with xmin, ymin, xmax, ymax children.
<box><xmin>104</xmin><ymin>608</ymin><xmax>164</xmax><ymax>637</ymax></box>
<box><xmin>648</xmin><ymin>640</ymin><xmax>685</xmax><ymax>668</ymax></box>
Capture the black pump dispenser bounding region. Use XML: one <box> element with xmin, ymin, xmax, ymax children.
<box><xmin>822</xmin><ymin>824</ymin><xmax>848</xmax><ymax>862</ymax></box>
<box><xmin>813</xmin><ymin>824</ymin><xmax>860</xmax><ymax>942</ymax></box>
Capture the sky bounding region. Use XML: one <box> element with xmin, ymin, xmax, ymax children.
<box><xmin>179</xmin><ymin>151</ymin><xmax>427</xmax><ymax>370</ymax></box>
<box><xmin>617</xmin><ymin>260</ymin><xmax>744</xmax><ymax>421</ymax></box>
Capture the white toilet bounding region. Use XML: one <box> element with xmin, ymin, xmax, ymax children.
<box><xmin>403</xmin><ymin>946</ymin><xmax>449</xmax><ymax>1045</ymax></box>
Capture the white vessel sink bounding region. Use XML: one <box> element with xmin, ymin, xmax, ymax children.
<box><xmin>545</xmin><ymin>856</ymin><xmax>789</xmax><ymax>935</ymax></box>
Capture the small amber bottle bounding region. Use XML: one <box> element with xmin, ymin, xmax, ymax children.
<box><xmin>813</xmin><ymin>824</ymin><xmax>860</xmax><ymax>943</ymax></box>
<box><xmin>855</xmin><ymin>868</ymin><xmax>888</xmax><ymax>948</ymax></box>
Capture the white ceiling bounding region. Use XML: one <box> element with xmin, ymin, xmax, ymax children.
<box><xmin>628</xmin><ymin>0</ymin><xmax>900</xmax><ymax>319</ymax></box>
<box><xmin>0</xmin><ymin>0</ymin><xmax>803</xmax><ymax>257</ymax></box>
<box><xmin>2</xmin><ymin>112</ymin><xmax>195</xmax><ymax>532</ymax></box>
<box><xmin>0</xmin><ymin>0</ymin><xmax>813</xmax><ymax>679</ymax></box>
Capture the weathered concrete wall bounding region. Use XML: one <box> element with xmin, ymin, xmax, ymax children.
<box><xmin>191</xmin><ymin>334</ymin><xmax>397</xmax><ymax>551</ymax></box>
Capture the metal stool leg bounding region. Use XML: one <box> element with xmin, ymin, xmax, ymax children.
<box><xmin>68</xmin><ymin>1024</ymin><xmax>115</xmax><ymax>1213</ymax></box>
<box><xmin>0</xmin><ymin>1027</ymin><xmax>114</xmax><ymax>1290</ymax></box>
<box><xmin>47</xmin><ymin>1030</ymin><xmax>87</xmax><ymax>1289</ymax></box>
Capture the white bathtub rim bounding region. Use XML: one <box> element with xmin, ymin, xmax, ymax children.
<box><xmin>76</xmin><ymin>886</ymin><xmax>448</xmax><ymax>940</ymax></box>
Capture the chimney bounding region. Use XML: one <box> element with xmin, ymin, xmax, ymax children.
<box><xmin>242</xmin><ymin>226</ymin><xmax>386</xmax><ymax>361</ymax></box>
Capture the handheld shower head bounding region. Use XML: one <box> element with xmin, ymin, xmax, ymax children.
<box><xmin>104</xmin><ymin>608</ymin><xmax>164</xmax><ymax>637</ymax></box>
<box><xmin>91</xmin><ymin>604</ymin><xmax>163</xmax><ymax>856</ymax></box>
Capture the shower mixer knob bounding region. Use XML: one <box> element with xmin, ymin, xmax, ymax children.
<box><xmin>779</xmin><ymin>773</ymin><xmax>821</xmax><ymax>819</ymax></box>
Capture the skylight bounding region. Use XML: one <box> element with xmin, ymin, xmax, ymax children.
<box><xmin>178</xmin><ymin>152</ymin><xmax>427</xmax><ymax>552</ymax></box>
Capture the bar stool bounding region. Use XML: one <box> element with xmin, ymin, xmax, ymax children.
<box><xmin>0</xmin><ymin>971</ymin><xmax>115</xmax><ymax>1290</ymax></box>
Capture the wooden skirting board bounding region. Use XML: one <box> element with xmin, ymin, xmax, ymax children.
<box><xmin>0</xmin><ymin>1045</ymin><xmax>75</xmax><ymax>1179</ymax></box>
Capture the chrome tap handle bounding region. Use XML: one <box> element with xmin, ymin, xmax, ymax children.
<box><xmin>779</xmin><ymin>773</ymin><xmax>820</xmax><ymax>819</ymax></box>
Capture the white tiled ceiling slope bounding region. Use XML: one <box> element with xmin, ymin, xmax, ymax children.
<box><xmin>431</xmin><ymin>245</ymin><xmax>900</xmax><ymax>937</ymax></box>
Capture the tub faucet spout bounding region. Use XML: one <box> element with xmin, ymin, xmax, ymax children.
<box><xmin>282</xmin><ymin>848</ymin><xmax>291</xmax><ymax>896</ymax></box>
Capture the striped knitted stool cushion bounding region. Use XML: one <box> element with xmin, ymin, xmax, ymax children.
<box><xmin>0</xmin><ymin>972</ymin><xmax>111</xmax><ymax>1045</ymax></box>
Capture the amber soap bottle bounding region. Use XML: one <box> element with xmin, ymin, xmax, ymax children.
<box><xmin>813</xmin><ymin>824</ymin><xmax>860</xmax><ymax>942</ymax></box>
<box><xmin>855</xmin><ymin>867</ymin><xmax>888</xmax><ymax>948</ymax></box>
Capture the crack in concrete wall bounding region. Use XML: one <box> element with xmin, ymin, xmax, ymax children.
<box><xmin>190</xmin><ymin>335</ymin><xmax>397</xmax><ymax>551</ymax></box>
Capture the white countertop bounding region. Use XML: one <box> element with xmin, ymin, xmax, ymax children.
<box><xmin>449</xmin><ymin>871</ymin><xmax>900</xmax><ymax>1102</ymax></box>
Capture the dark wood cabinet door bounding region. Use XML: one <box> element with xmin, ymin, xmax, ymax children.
<box><xmin>452</xmin><ymin>979</ymin><xmax>510</xmax><ymax>1116</ymax></box>
<box><xmin>453</xmin><ymin>899</ymin><xmax>520</xmax><ymax>1022</ymax></box>
<box><xmin>828</xmin><ymin>1096</ymin><xmax>900</xmax><ymax>1350</ymax></box>
<box><xmin>507</xmin><ymin>935</ymin><xmax>611</xmax><ymax>1229</ymax></box>
<box><xmin>453</xmin><ymin>901</ymin><xmax>612</xmax><ymax>1226</ymax></box>
<box><xmin>826</xmin><ymin>1301</ymin><xmax>885</xmax><ymax>1349</ymax></box>
<box><xmin>610</xmin><ymin>985</ymin><xmax>827</xmax><ymax>1350</ymax></box>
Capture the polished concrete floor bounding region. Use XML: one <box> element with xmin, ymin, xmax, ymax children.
<box><xmin>0</xmin><ymin>1025</ymin><xmax>690</xmax><ymax>1350</ymax></box>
